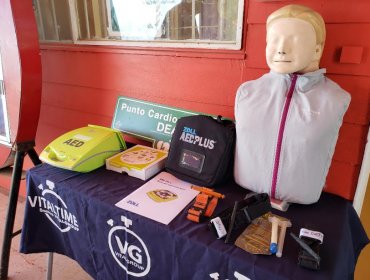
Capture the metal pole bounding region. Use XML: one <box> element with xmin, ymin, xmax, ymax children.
<box><xmin>191</xmin><ymin>0</ymin><xmax>196</xmax><ymax>39</ymax></box>
<box><xmin>83</xmin><ymin>0</ymin><xmax>90</xmax><ymax>39</ymax></box>
<box><xmin>46</xmin><ymin>253</ymin><xmax>53</xmax><ymax>280</ymax></box>
<box><xmin>0</xmin><ymin>150</ymin><xmax>26</xmax><ymax>280</ymax></box>
<box><xmin>27</xmin><ymin>148</ymin><xmax>42</xmax><ymax>166</ymax></box>
<box><xmin>35</xmin><ymin>0</ymin><xmax>46</xmax><ymax>40</ymax></box>
<box><xmin>50</xmin><ymin>0</ymin><xmax>60</xmax><ymax>41</ymax></box>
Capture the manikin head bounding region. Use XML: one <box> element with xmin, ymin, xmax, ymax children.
<box><xmin>266</xmin><ymin>5</ymin><xmax>326</xmax><ymax>74</ymax></box>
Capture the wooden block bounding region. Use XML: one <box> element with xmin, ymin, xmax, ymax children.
<box><xmin>340</xmin><ymin>46</ymin><xmax>363</xmax><ymax>64</ymax></box>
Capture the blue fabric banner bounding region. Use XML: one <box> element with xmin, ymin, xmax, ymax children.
<box><xmin>20</xmin><ymin>164</ymin><xmax>368</xmax><ymax>280</ymax></box>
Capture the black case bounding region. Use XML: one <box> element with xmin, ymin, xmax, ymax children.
<box><xmin>165</xmin><ymin>115</ymin><xmax>235</xmax><ymax>187</ymax></box>
<box><xmin>208</xmin><ymin>193</ymin><xmax>271</xmax><ymax>243</ymax></box>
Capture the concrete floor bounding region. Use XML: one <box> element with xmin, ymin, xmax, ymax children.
<box><xmin>0</xmin><ymin>190</ymin><xmax>92</xmax><ymax>280</ymax></box>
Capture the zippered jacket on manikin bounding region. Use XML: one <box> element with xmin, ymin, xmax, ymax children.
<box><xmin>234</xmin><ymin>69</ymin><xmax>350</xmax><ymax>204</ymax></box>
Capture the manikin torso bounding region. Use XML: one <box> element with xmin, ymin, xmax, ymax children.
<box><xmin>234</xmin><ymin>17</ymin><xmax>350</xmax><ymax>204</ymax></box>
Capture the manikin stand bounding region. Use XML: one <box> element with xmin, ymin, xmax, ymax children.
<box><xmin>0</xmin><ymin>141</ymin><xmax>41</xmax><ymax>280</ymax></box>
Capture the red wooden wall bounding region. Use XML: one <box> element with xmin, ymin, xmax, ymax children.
<box><xmin>22</xmin><ymin>0</ymin><xmax>370</xmax><ymax>200</ymax></box>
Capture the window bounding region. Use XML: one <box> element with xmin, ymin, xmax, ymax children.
<box><xmin>0</xmin><ymin>52</ymin><xmax>11</xmax><ymax>145</ymax></box>
<box><xmin>33</xmin><ymin>0</ymin><xmax>73</xmax><ymax>41</ymax></box>
<box><xmin>33</xmin><ymin>0</ymin><xmax>244</xmax><ymax>50</ymax></box>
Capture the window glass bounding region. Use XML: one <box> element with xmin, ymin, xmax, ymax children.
<box><xmin>0</xmin><ymin>90</ymin><xmax>5</xmax><ymax>139</ymax></box>
<box><xmin>0</xmin><ymin>52</ymin><xmax>10</xmax><ymax>144</ymax></box>
<box><xmin>33</xmin><ymin>0</ymin><xmax>243</xmax><ymax>49</ymax></box>
<box><xmin>33</xmin><ymin>0</ymin><xmax>72</xmax><ymax>41</ymax></box>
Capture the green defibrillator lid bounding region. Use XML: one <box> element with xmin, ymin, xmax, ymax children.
<box><xmin>39</xmin><ymin>125</ymin><xmax>126</xmax><ymax>172</ymax></box>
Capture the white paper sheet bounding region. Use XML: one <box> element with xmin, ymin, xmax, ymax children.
<box><xmin>115</xmin><ymin>172</ymin><xmax>198</xmax><ymax>225</ymax></box>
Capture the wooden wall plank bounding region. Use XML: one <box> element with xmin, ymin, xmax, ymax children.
<box><xmin>247</xmin><ymin>0</ymin><xmax>370</xmax><ymax>24</ymax></box>
<box><xmin>334</xmin><ymin>124</ymin><xmax>368</xmax><ymax>164</ymax></box>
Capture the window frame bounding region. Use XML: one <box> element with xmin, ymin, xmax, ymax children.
<box><xmin>39</xmin><ymin>0</ymin><xmax>246</xmax><ymax>51</ymax></box>
<box><xmin>0</xmin><ymin>81</ymin><xmax>11</xmax><ymax>146</ymax></box>
<box><xmin>0</xmin><ymin>52</ymin><xmax>11</xmax><ymax>145</ymax></box>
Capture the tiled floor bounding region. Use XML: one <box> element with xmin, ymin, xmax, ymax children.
<box><xmin>0</xmin><ymin>190</ymin><xmax>92</xmax><ymax>279</ymax></box>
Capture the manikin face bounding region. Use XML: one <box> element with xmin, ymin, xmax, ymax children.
<box><xmin>266</xmin><ymin>18</ymin><xmax>322</xmax><ymax>74</ymax></box>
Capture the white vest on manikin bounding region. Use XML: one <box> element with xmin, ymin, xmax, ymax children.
<box><xmin>234</xmin><ymin>69</ymin><xmax>350</xmax><ymax>204</ymax></box>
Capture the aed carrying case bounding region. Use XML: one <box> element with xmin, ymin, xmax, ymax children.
<box><xmin>165</xmin><ymin>115</ymin><xmax>235</xmax><ymax>187</ymax></box>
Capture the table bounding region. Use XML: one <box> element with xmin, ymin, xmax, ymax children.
<box><xmin>20</xmin><ymin>164</ymin><xmax>369</xmax><ymax>280</ymax></box>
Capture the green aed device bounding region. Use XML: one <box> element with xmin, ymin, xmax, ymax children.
<box><xmin>39</xmin><ymin>125</ymin><xmax>126</xmax><ymax>172</ymax></box>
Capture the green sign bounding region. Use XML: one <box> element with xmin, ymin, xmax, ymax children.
<box><xmin>112</xmin><ymin>96</ymin><xmax>198</xmax><ymax>150</ymax></box>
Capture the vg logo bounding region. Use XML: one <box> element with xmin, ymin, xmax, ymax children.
<box><xmin>107</xmin><ymin>216</ymin><xmax>151</xmax><ymax>277</ymax></box>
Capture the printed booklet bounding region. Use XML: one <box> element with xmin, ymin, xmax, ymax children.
<box><xmin>106</xmin><ymin>145</ymin><xmax>168</xmax><ymax>180</ymax></box>
<box><xmin>115</xmin><ymin>171</ymin><xmax>199</xmax><ymax>225</ymax></box>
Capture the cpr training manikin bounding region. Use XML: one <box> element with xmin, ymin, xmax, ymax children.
<box><xmin>234</xmin><ymin>4</ymin><xmax>351</xmax><ymax>204</ymax></box>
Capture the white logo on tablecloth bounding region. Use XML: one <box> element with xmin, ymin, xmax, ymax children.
<box><xmin>27</xmin><ymin>180</ymin><xmax>79</xmax><ymax>232</ymax></box>
<box><xmin>107</xmin><ymin>216</ymin><xmax>151</xmax><ymax>277</ymax></box>
<box><xmin>209</xmin><ymin>271</ymin><xmax>250</xmax><ymax>280</ymax></box>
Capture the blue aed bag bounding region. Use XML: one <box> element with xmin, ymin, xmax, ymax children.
<box><xmin>165</xmin><ymin>115</ymin><xmax>235</xmax><ymax>187</ymax></box>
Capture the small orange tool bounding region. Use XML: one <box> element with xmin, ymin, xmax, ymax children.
<box><xmin>187</xmin><ymin>186</ymin><xmax>225</xmax><ymax>223</ymax></box>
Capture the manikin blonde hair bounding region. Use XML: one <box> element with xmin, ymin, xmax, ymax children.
<box><xmin>266</xmin><ymin>4</ymin><xmax>326</xmax><ymax>48</ymax></box>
